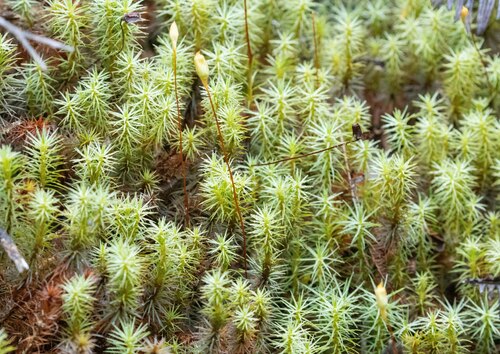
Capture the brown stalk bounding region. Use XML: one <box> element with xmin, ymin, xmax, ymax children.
<box><xmin>386</xmin><ymin>322</ymin><xmax>399</xmax><ymax>354</ymax></box>
<box><xmin>340</xmin><ymin>135</ymin><xmax>358</xmax><ymax>203</ymax></box>
<box><xmin>243</xmin><ymin>0</ymin><xmax>254</xmax><ymax>103</ymax></box>
<box><xmin>312</xmin><ymin>12</ymin><xmax>320</xmax><ymax>88</ymax></box>
<box><xmin>204</xmin><ymin>83</ymin><xmax>248</xmax><ymax>277</ymax></box>
<box><xmin>468</xmin><ymin>32</ymin><xmax>496</xmax><ymax>105</ymax></box>
<box><xmin>173</xmin><ymin>47</ymin><xmax>190</xmax><ymax>227</ymax></box>
<box><xmin>460</xmin><ymin>7</ymin><xmax>496</xmax><ymax>107</ymax></box>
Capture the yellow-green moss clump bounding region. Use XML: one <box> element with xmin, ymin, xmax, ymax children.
<box><xmin>0</xmin><ymin>0</ymin><xmax>499</xmax><ymax>352</ymax></box>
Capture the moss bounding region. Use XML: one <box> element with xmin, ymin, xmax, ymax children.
<box><xmin>0</xmin><ymin>0</ymin><xmax>499</xmax><ymax>352</ymax></box>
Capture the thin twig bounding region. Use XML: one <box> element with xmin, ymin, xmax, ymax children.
<box><xmin>252</xmin><ymin>139</ymin><xmax>359</xmax><ymax>167</ymax></box>
<box><xmin>253</xmin><ymin>123</ymin><xmax>370</xmax><ymax>167</ymax></box>
<box><xmin>0</xmin><ymin>228</ymin><xmax>29</xmax><ymax>273</ymax></box>
<box><xmin>21</xmin><ymin>32</ymin><xmax>73</xmax><ymax>52</ymax></box>
<box><xmin>0</xmin><ymin>16</ymin><xmax>73</xmax><ymax>71</ymax></box>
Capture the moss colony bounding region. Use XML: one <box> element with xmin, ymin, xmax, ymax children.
<box><xmin>0</xmin><ymin>0</ymin><xmax>500</xmax><ymax>353</ymax></box>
